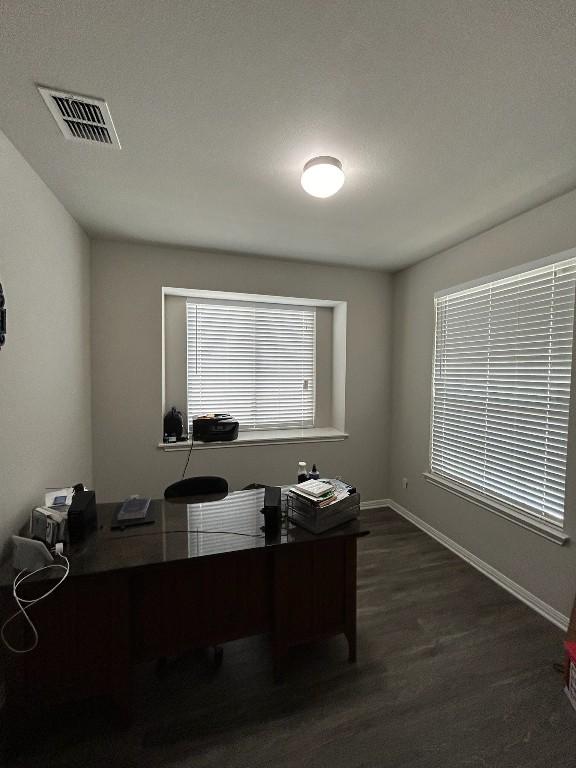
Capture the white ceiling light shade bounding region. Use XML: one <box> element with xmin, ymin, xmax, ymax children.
<box><xmin>301</xmin><ymin>156</ymin><xmax>345</xmax><ymax>198</ymax></box>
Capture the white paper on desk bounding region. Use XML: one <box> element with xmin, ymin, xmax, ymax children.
<box><xmin>45</xmin><ymin>487</ymin><xmax>75</xmax><ymax>507</ymax></box>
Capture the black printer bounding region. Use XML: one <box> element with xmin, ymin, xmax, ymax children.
<box><xmin>192</xmin><ymin>414</ymin><xmax>239</xmax><ymax>442</ymax></box>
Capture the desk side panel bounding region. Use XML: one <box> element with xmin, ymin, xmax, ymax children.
<box><xmin>1</xmin><ymin>572</ymin><xmax>131</xmax><ymax>710</ymax></box>
<box><xmin>131</xmin><ymin>549</ymin><xmax>272</xmax><ymax>660</ymax></box>
<box><xmin>273</xmin><ymin>537</ymin><xmax>349</xmax><ymax>653</ymax></box>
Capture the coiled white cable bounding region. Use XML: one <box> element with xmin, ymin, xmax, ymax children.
<box><xmin>1</xmin><ymin>553</ymin><xmax>70</xmax><ymax>654</ymax></box>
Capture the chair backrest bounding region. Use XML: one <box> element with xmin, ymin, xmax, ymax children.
<box><xmin>164</xmin><ymin>476</ymin><xmax>228</xmax><ymax>503</ymax></box>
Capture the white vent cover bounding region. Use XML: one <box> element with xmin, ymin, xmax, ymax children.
<box><xmin>37</xmin><ymin>86</ymin><xmax>121</xmax><ymax>148</ymax></box>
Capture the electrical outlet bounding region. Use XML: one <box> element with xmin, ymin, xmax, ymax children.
<box><xmin>402</xmin><ymin>477</ymin><xmax>408</xmax><ymax>489</ymax></box>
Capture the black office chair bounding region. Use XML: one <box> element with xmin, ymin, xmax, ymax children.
<box><xmin>161</xmin><ymin>475</ymin><xmax>228</xmax><ymax>671</ymax></box>
<box><xmin>164</xmin><ymin>476</ymin><xmax>228</xmax><ymax>503</ymax></box>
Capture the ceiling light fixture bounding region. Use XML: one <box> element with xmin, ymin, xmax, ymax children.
<box><xmin>301</xmin><ymin>156</ymin><xmax>345</xmax><ymax>198</ymax></box>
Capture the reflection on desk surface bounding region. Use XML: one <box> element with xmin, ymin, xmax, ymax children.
<box><xmin>186</xmin><ymin>489</ymin><xmax>266</xmax><ymax>557</ymax></box>
<box><xmin>0</xmin><ymin>489</ymin><xmax>367</xmax><ymax>585</ymax></box>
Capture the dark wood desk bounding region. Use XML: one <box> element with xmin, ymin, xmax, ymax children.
<box><xmin>0</xmin><ymin>489</ymin><xmax>368</xmax><ymax>721</ymax></box>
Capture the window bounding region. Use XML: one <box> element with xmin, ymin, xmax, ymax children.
<box><xmin>186</xmin><ymin>299</ymin><xmax>316</xmax><ymax>431</ymax></box>
<box><xmin>430</xmin><ymin>254</ymin><xmax>576</xmax><ymax>527</ymax></box>
<box><xmin>161</xmin><ymin>287</ymin><xmax>348</xmax><ymax>449</ymax></box>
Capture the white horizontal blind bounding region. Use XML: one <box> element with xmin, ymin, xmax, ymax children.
<box><xmin>431</xmin><ymin>257</ymin><xmax>576</xmax><ymax>525</ymax></box>
<box><xmin>186</xmin><ymin>299</ymin><xmax>315</xmax><ymax>431</ymax></box>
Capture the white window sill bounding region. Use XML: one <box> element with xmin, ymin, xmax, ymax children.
<box><xmin>158</xmin><ymin>427</ymin><xmax>348</xmax><ymax>451</ymax></box>
<box><xmin>422</xmin><ymin>472</ymin><xmax>569</xmax><ymax>546</ymax></box>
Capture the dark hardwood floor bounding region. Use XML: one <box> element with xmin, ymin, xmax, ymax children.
<box><xmin>5</xmin><ymin>507</ymin><xmax>576</xmax><ymax>767</ymax></box>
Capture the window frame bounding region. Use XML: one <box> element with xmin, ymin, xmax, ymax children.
<box><xmin>160</xmin><ymin>287</ymin><xmax>348</xmax><ymax>448</ymax></box>
<box><xmin>426</xmin><ymin>247</ymin><xmax>576</xmax><ymax>544</ymax></box>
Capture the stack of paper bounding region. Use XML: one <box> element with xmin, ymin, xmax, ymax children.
<box><xmin>290</xmin><ymin>479</ymin><xmax>343</xmax><ymax>508</ymax></box>
<box><xmin>287</xmin><ymin>479</ymin><xmax>360</xmax><ymax>533</ymax></box>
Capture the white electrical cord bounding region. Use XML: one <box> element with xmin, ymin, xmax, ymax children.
<box><xmin>1</xmin><ymin>553</ymin><xmax>70</xmax><ymax>654</ymax></box>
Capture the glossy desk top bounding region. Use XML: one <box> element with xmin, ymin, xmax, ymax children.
<box><xmin>0</xmin><ymin>489</ymin><xmax>368</xmax><ymax>585</ymax></box>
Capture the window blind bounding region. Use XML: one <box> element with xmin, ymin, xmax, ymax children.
<box><xmin>186</xmin><ymin>299</ymin><xmax>315</xmax><ymax>431</ymax></box>
<box><xmin>431</xmin><ymin>256</ymin><xmax>576</xmax><ymax>525</ymax></box>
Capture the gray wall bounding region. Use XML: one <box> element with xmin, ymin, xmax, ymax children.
<box><xmin>91</xmin><ymin>241</ymin><xmax>391</xmax><ymax>502</ymax></box>
<box><xmin>389</xmin><ymin>188</ymin><xmax>576</xmax><ymax>617</ymax></box>
<box><xmin>0</xmin><ymin>130</ymin><xmax>92</xmax><ymax>550</ymax></box>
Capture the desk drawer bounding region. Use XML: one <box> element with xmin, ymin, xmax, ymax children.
<box><xmin>131</xmin><ymin>549</ymin><xmax>272</xmax><ymax>660</ymax></box>
<box><xmin>1</xmin><ymin>573</ymin><xmax>131</xmax><ymax>709</ymax></box>
<box><xmin>273</xmin><ymin>537</ymin><xmax>350</xmax><ymax>649</ymax></box>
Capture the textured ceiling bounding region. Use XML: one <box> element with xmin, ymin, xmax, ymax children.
<box><xmin>1</xmin><ymin>1</ymin><xmax>575</xmax><ymax>270</ymax></box>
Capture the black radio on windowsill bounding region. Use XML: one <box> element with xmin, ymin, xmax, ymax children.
<box><xmin>192</xmin><ymin>414</ymin><xmax>239</xmax><ymax>442</ymax></box>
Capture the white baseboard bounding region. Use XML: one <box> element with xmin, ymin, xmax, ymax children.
<box><xmin>364</xmin><ymin>498</ymin><xmax>569</xmax><ymax>632</ymax></box>
<box><xmin>360</xmin><ymin>499</ymin><xmax>389</xmax><ymax>510</ymax></box>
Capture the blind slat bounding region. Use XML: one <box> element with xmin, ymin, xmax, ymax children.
<box><xmin>187</xmin><ymin>299</ymin><xmax>316</xmax><ymax>431</ymax></box>
<box><xmin>431</xmin><ymin>256</ymin><xmax>576</xmax><ymax>524</ymax></box>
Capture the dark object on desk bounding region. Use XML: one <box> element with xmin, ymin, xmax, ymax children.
<box><xmin>264</xmin><ymin>485</ymin><xmax>282</xmax><ymax>510</ymax></box>
<box><xmin>164</xmin><ymin>475</ymin><xmax>228</xmax><ymax>502</ymax></box>
<box><xmin>288</xmin><ymin>488</ymin><xmax>361</xmax><ymax>534</ymax></box>
<box><xmin>67</xmin><ymin>489</ymin><xmax>97</xmax><ymax>543</ymax></box>
<box><xmin>163</xmin><ymin>406</ymin><xmax>185</xmax><ymax>443</ymax></box>
<box><xmin>111</xmin><ymin>496</ymin><xmax>154</xmax><ymax>530</ymax></box>
<box><xmin>261</xmin><ymin>506</ymin><xmax>281</xmax><ymax>536</ymax></box>
<box><xmin>261</xmin><ymin>485</ymin><xmax>282</xmax><ymax>535</ymax></box>
<box><xmin>192</xmin><ymin>414</ymin><xmax>239</xmax><ymax>442</ymax></box>
<box><xmin>0</xmin><ymin>490</ymin><xmax>368</xmax><ymax>723</ymax></box>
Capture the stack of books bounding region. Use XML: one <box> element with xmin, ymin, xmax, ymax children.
<box><xmin>287</xmin><ymin>479</ymin><xmax>360</xmax><ymax>533</ymax></box>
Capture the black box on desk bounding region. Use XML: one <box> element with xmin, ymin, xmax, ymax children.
<box><xmin>288</xmin><ymin>492</ymin><xmax>360</xmax><ymax>534</ymax></box>
<box><xmin>68</xmin><ymin>490</ymin><xmax>97</xmax><ymax>543</ymax></box>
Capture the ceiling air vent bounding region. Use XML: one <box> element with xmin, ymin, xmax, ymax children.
<box><xmin>37</xmin><ymin>86</ymin><xmax>121</xmax><ymax>149</ymax></box>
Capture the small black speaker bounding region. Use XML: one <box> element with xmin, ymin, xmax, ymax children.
<box><xmin>261</xmin><ymin>485</ymin><xmax>282</xmax><ymax>536</ymax></box>
<box><xmin>68</xmin><ymin>490</ymin><xmax>97</xmax><ymax>543</ymax></box>
<box><xmin>264</xmin><ymin>485</ymin><xmax>281</xmax><ymax>510</ymax></box>
<box><xmin>163</xmin><ymin>406</ymin><xmax>184</xmax><ymax>442</ymax></box>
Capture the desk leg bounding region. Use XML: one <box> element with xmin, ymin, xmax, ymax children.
<box><xmin>345</xmin><ymin>538</ymin><xmax>358</xmax><ymax>664</ymax></box>
<box><xmin>272</xmin><ymin>636</ymin><xmax>288</xmax><ymax>684</ymax></box>
<box><xmin>346</xmin><ymin>630</ymin><xmax>357</xmax><ymax>663</ymax></box>
<box><xmin>110</xmin><ymin>673</ymin><xmax>133</xmax><ymax>729</ymax></box>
